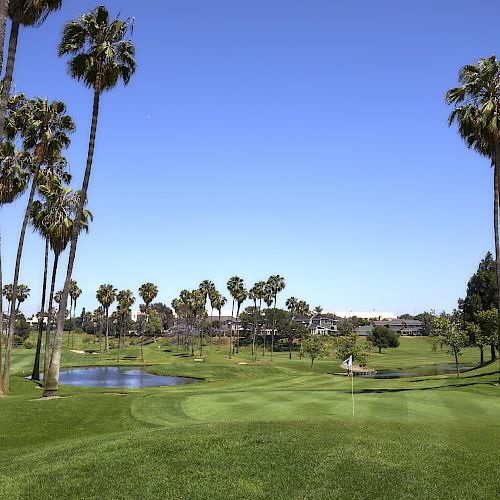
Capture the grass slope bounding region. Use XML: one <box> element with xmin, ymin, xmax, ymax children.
<box><xmin>1</xmin><ymin>335</ymin><xmax>499</xmax><ymax>499</ymax></box>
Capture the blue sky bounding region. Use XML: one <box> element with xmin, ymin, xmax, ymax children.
<box><xmin>1</xmin><ymin>0</ymin><xmax>498</xmax><ymax>316</ymax></box>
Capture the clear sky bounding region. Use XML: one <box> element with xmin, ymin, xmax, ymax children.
<box><xmin>1</xmin><ymin>0</ymin><xmax>498</xmax><ymax>316</ymax></box>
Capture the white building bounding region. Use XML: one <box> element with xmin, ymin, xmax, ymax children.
<box><xmin>329</xmin><ymin>311</ymin><xmax>397</xmax><ymax>320</ymax></box>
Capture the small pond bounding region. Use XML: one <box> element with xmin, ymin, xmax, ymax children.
<box><xmin>355</xmin><ymin>364</ymin><xmax>477</xmax><ymax>378</ymax></box>
<box><xmin>56</xmin><ymin>366</ymin><xmax>202</xmax><ymax>388</ymax></box>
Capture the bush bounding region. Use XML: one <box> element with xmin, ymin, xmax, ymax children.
<box><xmin>14</xmin><ymin>315</ymin><xmax>30</xmax><ymax>340</ymax></box>
<box><xmin>23</xmin><ymin>339</ymin><xmax>35</xmax><ymax>349</ymax></box>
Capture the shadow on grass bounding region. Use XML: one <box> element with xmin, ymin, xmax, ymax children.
<box><xmin>351</xmin><ymin>380</ymin><xmax>498</xmax><ymax>395</ymax></box>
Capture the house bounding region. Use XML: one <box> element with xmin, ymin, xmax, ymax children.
<box><xmin>292</xmin><ymin>315</ymin><xmax>338</xmax><ymax>335</ymax></box>
<box><xmin>356</xmin><ymin>319</ymin><xmax>424</xmax><ymax>336</ymax></box>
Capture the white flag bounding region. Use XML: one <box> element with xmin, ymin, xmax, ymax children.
<box><xmin>341</xmin><ymin>355</ymin><xmax>352</xmax><ymax>370</ymax></box>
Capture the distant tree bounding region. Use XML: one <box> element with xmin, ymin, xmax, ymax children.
<box><xmin>336</xmin><ymin>318</ymin><xmax>354</xmax><ymax>336</ymax></box>
<box><xmin>96</xmin><ymin>284</ymin><xmax>117</xmax><ymax>355</ymax></box>
<box><xmin>151</xmin><ymin>303</ymin><xmax>174</xmax><ymax>330</ymax></box>
<box><xmin>367</xmin><ymin>326</ymin><xmax>400</xmax><ymax>354</ymax></box>
<box><xmin>300</xmin><ymin>336</ymin><xmax>329</xmax><ymax>371</ymax></box>
<box><xmin>431</xmin><ymin>317</ymin><xmax>468</xmax><ymax>377</ymax></box>
<box><xmin>414</xmin><ymin>311</ymin><xmax>434</xmax><ymax>336</ymax></box>
<box><xmin>458</xmin><ymin>252</ymin><xmax>498</xmax><ymax>360</ymax></box>
<box><xmin>14</xmin><ymin>313</ymin><xmax>29</xmax><ymax>340</ymax></box>
<box><xmin>138</xmin><ymin>283</ymin><xmax>158</xmax><ymax>363</ymax></box>
<box><xmin>333</xmin><ymin>332</ymin><xmax>370</xmax><ymax>366</ymax></box>
<box><xmin>145</xmin><ymin>309</ymin><xmax>162</xmax><ymax>341</ymax></box>
<box><xmin>475</xmin><ymin>308</ymin><xmax>498</xmax><ymax>362</ymax></box>
<box><xmin>267</xmin><ymin>275</ymin><xmax>285</xmax><ymax>359</ymax></box>
<box><xmin>398</xmin><ymin>313</ymin><xmax>415</xmax><ymax>320</ymax></box>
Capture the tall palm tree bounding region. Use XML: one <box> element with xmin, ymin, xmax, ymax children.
<box><xmin>267</xmin><ymin>275</ymin><xmax>285</xmax><ymax>359</ymax></box>
<box><xmin>248</xmin><ymin>285</ymin><xmax>258</xmax><ymax>358</ymax></box>
<box><xmin>35</xmin><ymin>179</ymin><xmax>91</xmax><ymax>385</ymax></box>
<box><xmin>138</xmin><ymin>283</ymin><xmax>158</xmax><ymax>363</ymax></box>
<box><xmin>1</xmin><ymin>97</ymin><xmax>74</xmax><ymax>395</ymax></box>
<box><xmin>188</xmin><ymin>289</ymin><xmax>206</xmax><ymax>357</ymax></box>
<box><xmin>0</xmin><ymin>139</ymin><xmax>30</xmax><ymax>378</ymax></box>
<box><xmin>446</xmin><ymin>55</ymin><xmax>500</xmax><ymax>383</ymax></box>
<box><xmin>234</xmin><ymin>286</ymin><xmax>247</xmax><ymax>354</ymax></box>
<box><xmin>262</xmin><ymin>285</ymin><xmax>273</xmax><ymax>356</ymax></box>
<box><xmin>116</xmin><ymin>289</ymin><xmax>134</xmax><ymax>361</ymax></box>
<box><xmin>44</xmin><ymin>5</ymin><xmax>137</xmax><ymax>398</ymax></box>
<box><xmin>171</xmin><ymin>297</ymin><xmax>183</xmax><ymax>351</ymax></box>
<box><xmin>0</xmin><ymin>0</ymin><xmax>8</xmax><ymax>91</ymax></box>
<box><xmin>211</xmin><ymin>291</ymin><xmax>227</xmax><ymax>351</ymax></box>
<box><xmin>69</xmin><ymin>280</ymin><xmax>81</xmax><ymax>348</ymax></box>
<box><xmin>0</xmin><ymin>0</ymin><xmax>62</xmax><ymax>139</ymax></box>
<box><xmin>96</xmin><ymin>284</ymin><xmax>117</xmax><ymax>355</ymax></box>
<box><xmin>227</xmin><ymin>276</ymin><xmax>243</xmax><ymax>359</ymax></box>
<box><xmin>30</xmin><ymin>160</ymin><xmax>70</xmax><ymax>381</ymax></box>
<box><xmin>3</xmin><ymin>283</ymin><xmax>29</xmax><ymax>312</ymax></box>
<box><xmin>199</xmin><ymin>280</ymin><xmax>215</xmax><ymax>344</ymax></box>
<box><xmin>286</xmin><ymin>297</ymin><xmax>298</xmax><ymax>360</ymax></box>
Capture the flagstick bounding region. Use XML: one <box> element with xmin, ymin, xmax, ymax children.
<box><xmin>351</xmin><ymin>371</ymin><xmax>355</xmax><ymax>418</ymax></box>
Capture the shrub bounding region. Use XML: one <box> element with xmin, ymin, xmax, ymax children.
<box><xmin>23</xmin><ymin>339</ymin><xmax>35</xmax><ymax>349</ymax></box>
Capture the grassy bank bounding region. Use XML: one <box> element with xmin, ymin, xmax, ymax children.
<box><xmin>1</xmin><ymin>335</ymin><xmax>499</xmax><ymax>499</ymax></box>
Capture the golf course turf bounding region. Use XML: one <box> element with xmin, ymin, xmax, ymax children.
<box><xmin>1</xmin><ymin>336</ymin><xmax>499</xmax><ymax>499</ymax></box>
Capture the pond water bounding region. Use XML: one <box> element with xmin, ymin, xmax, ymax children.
<box><xmin>57</xmin><ymin>366</ymin><xmax>202</xmax><ymax>388</ymax></box>
<box><xmin>355</xmin><ymin>364</ymin><xmax>477</xmax><ymax>378</ymax></box>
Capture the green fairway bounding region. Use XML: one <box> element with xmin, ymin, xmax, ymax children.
<box><xmin>1</xmin><ymin>335</ymin><xmax>499</xmax><ymax>499</ymax></box>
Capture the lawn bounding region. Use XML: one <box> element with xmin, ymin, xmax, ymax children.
<box><xmin>1</xmin><ymin>335</ymin><xmax>499</xmax><ymax>499</ymax></box>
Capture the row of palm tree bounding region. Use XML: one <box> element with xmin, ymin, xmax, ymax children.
<box><xmin>0</xmin><ymin>4</ymin><xmax>136</xmax><ymax>397</ymax></box>
<box><xmin>169</xmin><ymin>276</ymin><xmax>287</xmax><ymax>360</ymax></box>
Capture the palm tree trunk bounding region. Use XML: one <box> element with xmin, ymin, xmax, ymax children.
<box><xmin>43</xmin><ymin>89</ymin><xmax>101</xmax><ymax>397</ymax></box>
<box><xmin>229</xmin><ymin>299</ymin><xmax>234</xmax><ymax>359</ymax></box>
<box><xmin>43</xmin><ymin>253</ymin><xmax>59</xmax><ymax>385</ymax></box>
<box><xmin>271</xmin><ymin>295</ymin><xmax>277</xmax><ymax>360</ymax></box>
<box><xmin>0</xmin><ymin>233</ymin><xmax>3</xmax><ymax>380</ymax></box>
<box><xmin>235</xmin><ymin>304</ymin><xmax>241</xmax><ymax>354</ymax></box>
<box><xmin>72</xmin><ymin>301</ymin><xmax>77</xmax><ymax>348</ymax></box>
<box><xmin>32</xmin><ymin>239</ymin><xmax>49</xmax><ymax>381</ymax></box>
<box><xmin>495</xmin><ymin>153</ymin><xmax>500</xmax><ymax>383</ymax></box>
<box><xmin>0</xmin><ymin>19</ymin><xmax>19</xmax><ymax>140</ymax></box>
<box><xmin>105</xmin><ymin>308</ymin><xmax>109</xmax><ymax>352</ymax></box>
<box><xmin>2</xmin><ymin>162</ymin><xmax>42</xmax><ymax>394</ymax></box>
<box><xmin>99</xmin><ymin>317</ymin><xmax>103</xmax><ymax>360</ymax></box>
<box><xmin>218</xmin><ymin>308</ymin><xmax>222</xmax><ymax>351</ymax></box>
<box><xmin>67</xmin><ymin>298</ymin><xmax>72</xmax><ymax>347</ymax></box>
<box><xmin>252</xmin><ymin>300</ymin><xmax>257</xmax><ymax>359</ymax></box>
<box><xmin>0</xmin><ymin>1</ymin><xmax>8</xmax><ymax>80</ymax></box>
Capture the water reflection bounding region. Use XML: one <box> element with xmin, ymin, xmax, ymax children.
<box><xmin>57</xmin><ymin>366</ymin><xmax>201</xmax><ymax>388</ymax></box>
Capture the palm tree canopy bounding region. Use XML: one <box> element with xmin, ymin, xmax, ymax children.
<box><xmin>199</xmin><ymin>279</ymin><xmax>214</xmax><ymax>296</ymax></box>
<box><xmin>2</xmin><ymin>283</ymin><xmax>29</xmax><ymax>302</ymax></box>
<box><xmin>235</xmin><ymin>288</ymin><xmax>247</xmax><ymax>307</ymax></box>
<box><xmin>286</xmin><ymin>297</ymin><xmax>298</xmax><ymax>313</ymax></box>
<box><xmin>267</xmin><ymin>275</ymin><xmax>286</xmax><ymax>297</ymax></box>
<box><xmin>6</xmin><ymin>96</ymin><xmax>75</xmax><ymax>162</ymax></box>
<box><xmin>31</xmin><ymin>175</ymin><xmax>92</xmax><ymax>255</ymax></box>
<box><xmin>69</xmin><ymin>280</ymin><xmax>82</xmax><ymax>302</ymax></box>
<box><xmin>96</xmin><ymin>283</ymin><xmax>117</xmax><ymax>310</ymax></box>
<box><xmin>53</xmin><ymin>290</ymin><xmax>62</xmax><ymax>304</ymax></box>
<box><xmin>58</xmin><ymin>5</ymin><xmax>136</xmax><ymax>93</ymax></box>
<box><xmin>446</xmin><ymin>55</ymin><xmax>500</xmax><ymax>158</ymax></box>
<box><xmin>139</xmin><ymin>283</ymin><xmax>158</xmax><ymax>307</ymax></box>
<box><xmin>297</xmin><ymin>300</ymin><xmax>310</xmax><ymax>316</ymax></box>
<box><xmin>9</xmin><ymin>0</ymin><xmax>62</xmax><ymax>26</ymax></box>
<box><xmin>0</xmin><ymin>140</ymin><xmax>30</xmax><ymax>204</ymax></box>
<box><xmin>117</xmin><ymin>289</ymin><xmax>135</xmax><ymax>316</ymax></box>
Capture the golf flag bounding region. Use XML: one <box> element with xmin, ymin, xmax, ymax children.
<box><xmin>341</xmin><ymin>355</ymin><xmax>352</xmax><ymax>371</ymax></box>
